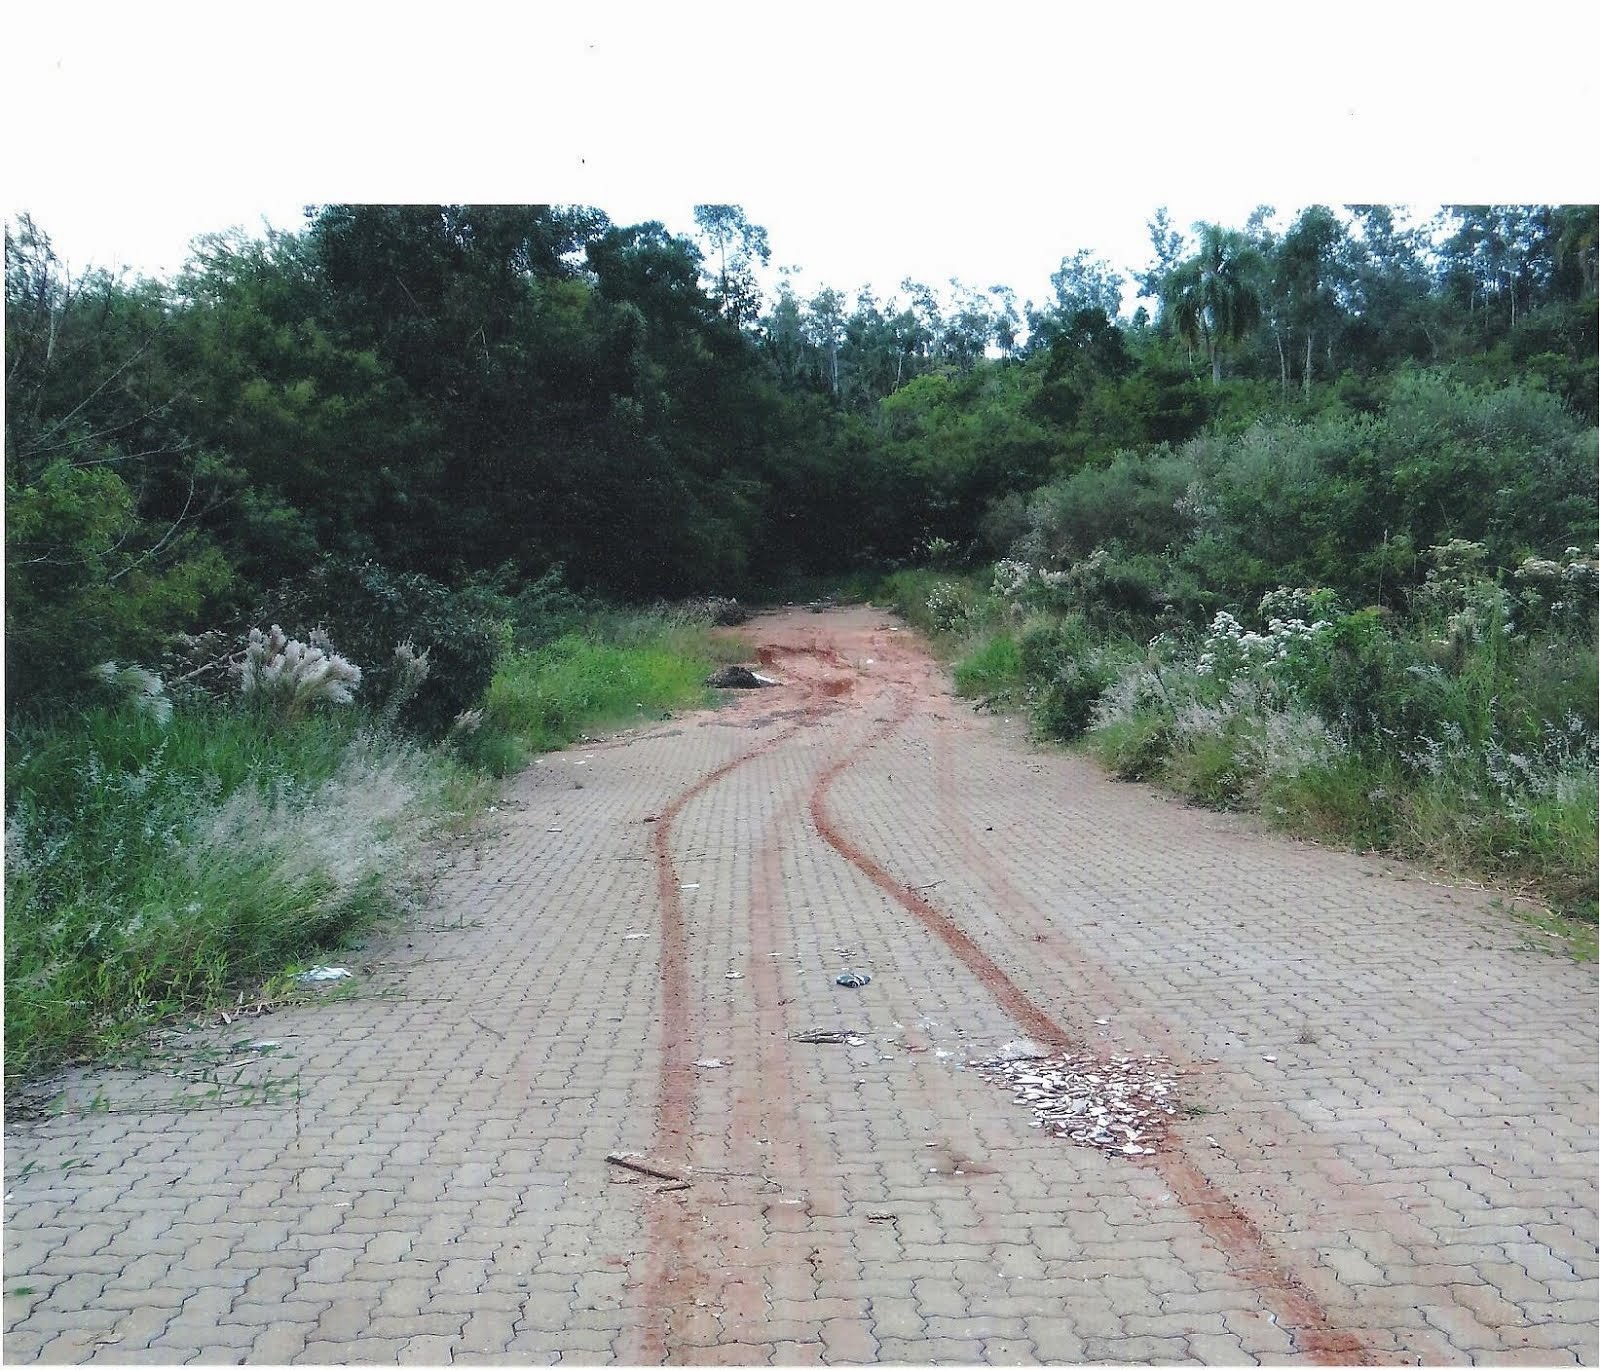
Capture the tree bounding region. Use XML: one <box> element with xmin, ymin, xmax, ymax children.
<box><xmin>1026</xmin><ymin>250</ymin><xmax>1125</xmax><ymax>352</ymax></box>
<box><xmin>1136</xmin><ymin>207</ymin><xmax>1186</xmax><ymax>303</ymax></box>
<box><xmin>1275</xmin><ymin>205</ymin><xmax>1350</xmax><ymax>395</ymax></box>
<box><xmin>5</xmin><ymin>218</ymin><xmax>232</xmax><ymax>707</ymax></box>
<box><xmin>805</xmin><ymin>287</ymin><xmax>847</xmax><ymax>396</ymax></box>
<box><xmin>1160</xmin><ymin>223</ymin><xmax>1267</xmax><ymax>385</ymax></box>
<box><xmin>691</xmin><ymin>204</ymin><xmax>771</xmax><ymax>327</ymax></box>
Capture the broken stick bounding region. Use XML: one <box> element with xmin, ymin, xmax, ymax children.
<box><xmin>605</xmin><ymin>1152</ymin><xmax>689</xmax><ymax>1184</ymax></box>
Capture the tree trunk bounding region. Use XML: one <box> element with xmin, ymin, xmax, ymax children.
<box><xmin>1275</xmin><ymin>327</ymin><xmax>1287</xmax><ymax>396</ymax></box>
<box><xmin>1211</xmin><ymin>343</ymin><xmax>1221</xmax><ymax>387</ymax></box>
<box><xmin>1304</xmin><ymin>331</ymin><xmax>1314</xmax><ymax>399</ymax></box>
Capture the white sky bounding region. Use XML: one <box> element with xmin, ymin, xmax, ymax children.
<box><xmin>6</xmin><ymin>3</ymin><xmax>1597</xmax><ymax>314</ymax></box>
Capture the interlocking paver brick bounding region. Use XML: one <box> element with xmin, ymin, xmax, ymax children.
<box><xmin>4</xmin><ymin>607</ymin><xmax>1595</xmax><ymax>1367</ymax></box>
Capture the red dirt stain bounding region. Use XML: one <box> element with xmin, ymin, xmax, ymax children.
<box><xmin>634</xmin><ymin>719</ymin><xmax>807</xmax><ymax>1363</ymax></box>
<box><xmin>808</xmin><ymin>690</ymin><xmax>1376</xmax><ymax>1367</ymax></box>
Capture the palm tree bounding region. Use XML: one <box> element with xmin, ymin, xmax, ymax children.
<box><xmin>1160</xmin><ymin>224</ymin><xmax>1266</xmax><ymax>385</ymax></box>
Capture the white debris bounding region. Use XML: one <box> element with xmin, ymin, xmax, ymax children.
<box><xmin>997</xmin><ymin>1039</ymin><xmax>1047</xmax><ymax>1061</ymax></box>
<box><xmin>297</xmin><ymin>966</ymin><xmax>352</xmax><ymax>984</ymax></box>
<box><xmin>969</xmin><ymin>1048</ymin><xmax>1181</xmax><ymax>1156</ymax></box>
<box><xmin>694</xmin><ymin>1058</ymin><xmax>726</xmax><ymax>1069</ymax></box>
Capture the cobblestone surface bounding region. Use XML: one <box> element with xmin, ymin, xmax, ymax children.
<box><xmin>5</xmin><ymin>607</ymin><xmax>1596</xmax><ymax>1365</ymax></box>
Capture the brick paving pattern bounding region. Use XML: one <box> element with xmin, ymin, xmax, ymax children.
<box><xmin>4</xmin><ymin>607</ymin><xmax>1596</xmax><ymax>1365</ymax></box>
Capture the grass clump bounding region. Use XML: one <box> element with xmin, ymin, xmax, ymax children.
<box><xmin>485</xmin><ymin>629</ymin><xmax>720</xmax><ymax>754</ymax></box>
<box><xmin>4</xmin><ymin>702</ymin><xmax>487</xmax><ymax>1083</ymax></box>
<box><xmin>953</xmin><ymin>632</ymin><xmax>1021</xmax><ymax>703</ymax></box>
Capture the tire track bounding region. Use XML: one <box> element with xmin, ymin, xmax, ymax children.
<box><xmin>809</xmin><ymin>691</ymin><xmax>1376</xmax><ymax>1367</ymax></box>
<box><xmin>633</xmin><ymin>716</ymin><xmax>811</xmax><ymax>1364</ymax></box>
<box><xmin>632</xmin><ymin>653</ymin><xmax>867</xmax><ymax>1364</ymax></box>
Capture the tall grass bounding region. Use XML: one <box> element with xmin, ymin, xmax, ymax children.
<box><xmin>4</xmin><ymin>703</ymin><xmax>487</xmax><ymax>1081</ymax></box>
<box><xmin>952</xmin><ymin>632</ymin><xmax>1022</xmax><ymax>702</ymax></box>
<box><xmin>486</xmin><ymin>630</ymin><xmax>721</xmax><ymax>754</ymax></box>
<box><xmin>4</xmin><ymin>604</ymin><xmax>747</xmax><ymax>1082</ymax></box>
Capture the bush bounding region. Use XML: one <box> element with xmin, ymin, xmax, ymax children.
<box><xmin>263</xmin><ymin>559</ymin><xmax>509</xmax><ymax>739</ymax></box>
<box><xmin>1024</xmin><ymin>449</ymin><xmax>1200</xmax><ymax>563</ymax></box>
<box><xmin>1168</xmin><ymin>730</ymin><xmax>1255</xmax><ymax>809</ymax></box>
<box><xmin>1091</xmin><ymin>713</ymin><xmax>1175</xmax><ymax>781</ymax></box>
<box><xmin>509</xmin><ymin>564</ymin><xmax>590</xmax><ymax>647</ymax></box>
<box><xmin>1033</xmin><ymin>654</ymin><xmax>1118</xmax><ymax>742</ymax></box>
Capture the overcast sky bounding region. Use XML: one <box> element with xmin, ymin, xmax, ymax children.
<box><xmin>7</xmin><ymin>3</ymin><xmax>1596</xmax><ymax>313</ymax></box>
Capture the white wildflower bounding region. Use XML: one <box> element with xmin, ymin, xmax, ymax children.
<box><xmin>1514</xmin><ymin>558</ymin><xmax>1563</xmax><ymax>582</ymax></box>
<box><xmin>991</xmin><ymin>559</ymin><xmax>1033</xmax><ymax>599</ymax></box>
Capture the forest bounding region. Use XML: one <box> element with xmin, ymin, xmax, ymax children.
<box><xmin>6</xmin><ymin>202</ymin><xmax>1597</xmax><ymax>1078</ymax></box>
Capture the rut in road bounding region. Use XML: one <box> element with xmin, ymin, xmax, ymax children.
<box><xmin>629</xmin><ymin>616</ymin><xmax>1385</xmax><ymax>1365</ymax></box>
<box><xmin>4</xmin><ymin>607</ymin><xmax>1594</xmax><ymax>1368</ymax></box>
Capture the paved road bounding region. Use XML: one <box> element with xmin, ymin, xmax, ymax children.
<box><xmin>4</xmin><ymin>607</ymin><xmax>1597</xmax><ymax>1365</ymax></box>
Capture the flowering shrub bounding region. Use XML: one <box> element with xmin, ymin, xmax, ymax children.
<box><xmin>991</xmin><ymin>559</ymin><xmax>1033</xmax><ymax>599</ymax></box>
<box><xmin>1513</xmin><ymin>546</ymin><xmax>1599</xmax><ymax>637</ymax></box>
<box><xmin>925</xmin><ymin>581</ymin><xmax>971</xmax><ymax>633</ymax></box>
<box><xmin>1195</xmin><ymin>608</ymin><xmax>1333</xmax><ymax>683</ymax></box>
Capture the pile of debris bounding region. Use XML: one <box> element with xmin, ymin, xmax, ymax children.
<box><xmin>969</xmin><ymin>1044</ymin><xmax>1180</xmax><ymax>1157</ymax></box>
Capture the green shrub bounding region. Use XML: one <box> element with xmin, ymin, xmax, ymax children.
<box><xmin>1091</xmin><ymin>713</ymin><xmax>1175</xmax><ymax>781</ymax></box>
<box><xmin>1025</xmin><ymin>449</ymin><xmax>1200</xmax><ymax>562</ymax></box>
<box><xmin>264</xmin><ymin>559</ymin><xmax>509</xmax><ymax>739</ymax></box>
<box><xmin>509</xmin><ymin>564</ymin><xmax>591</xmax><ymax>647</ymax></box>
<box><xmin>1169</xmin><ymin>730</ymin><xmax>1254</xmax><ymax>809</ymax></box>
<box><xmin>1018</xmin><ymin>614</ymin><xmax>1095</xmax><ymax>681</ymax></box>
<box><xmin>1033</xmin><ymin>654</ymin><xmax>1118</xmax><ymax>742</ymax></box>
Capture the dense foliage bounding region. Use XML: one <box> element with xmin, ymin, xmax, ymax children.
<box><xmin>5</xmin><ymin>201</ymin><xmax>1597</xmax><ymax>1075</ymax></box>
<box><xmin>9</xmin><ymin>203</ymin><xmax>1596</xmax><ymax>721</ymax></box>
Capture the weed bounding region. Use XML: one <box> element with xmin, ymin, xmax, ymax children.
<box><xmin>486</xmin><ymin>632</ymin><xmax>717</xmax><ymax>753</ymax></box>
<box><xmin>4</xmin><ymin>704</ymin><xmax>488</xmax><ymax>1084</ymax></box>
<box><xmin>953</xmin><ymin>633</ymin><xmax>1022</xmax><ymax>702</ymax></box>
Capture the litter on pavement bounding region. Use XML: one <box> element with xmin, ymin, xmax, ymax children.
<box><xmin>835</xmin><ymin>971</ymin><xmax>871</xmax><ymax>988</ymax></box>
<box><xmin>296</xmin><ymin>966</ymin><xmax>352</xmax><ymax>984</ymax></box>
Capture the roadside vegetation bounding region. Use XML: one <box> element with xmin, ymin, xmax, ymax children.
<box><xmin>908</xmin><ymin>379</ymin><xmax>1597</xmax><ymax>926</ymax></box>
<box><xmin>3</xmin><ymin>592</ymin><xmax>733</xmax><ymax>1083</ymax></box>
<box><xmin>7</xmin><ymin>201</ymin><xmax>1596</xmax><ymax>1079</ymax></box>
